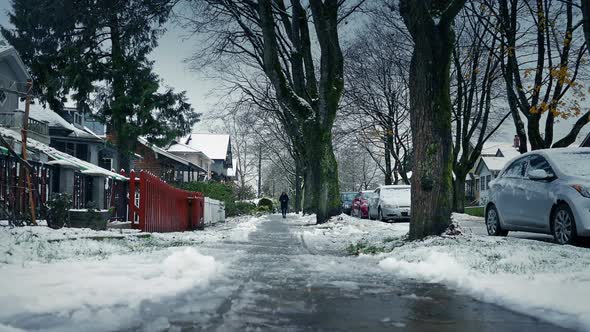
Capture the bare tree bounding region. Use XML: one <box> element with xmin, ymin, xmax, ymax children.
<box><xmin>341</xmin><ymin>14</ymin><xmax>412</xmax><ymax>186</ymax></box>
<box><xmin>483</xmin><ymin>0</ymin><xmax>590</xmax><ymax>151</ymax></box>
<box><xmin>451</xmin><ymin>5</ymin><xmax>511</xmax><ymax>212</ymax></box>
<box><xmin>184</xmin><ymin>0</ymin><xmax>364</xmax><ymax>223</ymax></box>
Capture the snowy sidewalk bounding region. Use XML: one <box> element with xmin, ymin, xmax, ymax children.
<box><xmin>0</xmin><ymin>216</ymin><xmax>260</xmax><ymax>332</ymax></box>
<box><xmin>291</xmin><ymin>213</ymin><xmax>590</xmax><ymax>331</ymax></box>
<box><xmin>0</xmin><ymin>213</ymin><xmax>582</xmax><ymax>331</ymax></box>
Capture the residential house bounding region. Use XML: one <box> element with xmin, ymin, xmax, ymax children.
<box><xmin>167</xmin><ymin>142</ymin><xmax>212</xmax><ymax>181</ymax></box>
<box><xmin>465</xmin><ymin>136</ymin><xmax>522</xmax><ymax>203</ymax></box>
<box><xmin>133</xmin><ymin>137</ymin><xmax>206</xmax><ymax>183</ymax></box>
<box><xmin>177</xmin><ymin>133</ymin><xmax>233</xmax><ymax>181</ymax></box>
<box><xmin>0</xmin><ymin>43</ymin><xmax>126</xmax><ymax>214</ymax></box>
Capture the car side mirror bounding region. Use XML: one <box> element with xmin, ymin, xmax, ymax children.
<box><xmin>529</xmin><ymin>169</ymin><xmax>551</xmax><ymax>180</ymax></box>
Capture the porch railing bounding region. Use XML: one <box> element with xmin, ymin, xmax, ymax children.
<box><xmin>0</xmin><ymin>111</ymin><xmax>49</xmax><ymax>136</ymax></box>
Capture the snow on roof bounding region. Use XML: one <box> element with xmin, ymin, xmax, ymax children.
<box><xmin>167</xmin><ymin>143</ymin><xmax>201</xmax><ymax>154</ymax></box>
<box><xmin>181</xmin><ymin>133</ymin><xmax>230</xmax><ymax>160</ymax></box>
<box><xmin>0</xmin><ymin>45</ymin><xmax>31</xmax><ymax>82</ymax></box>
<box><xmin>226</xmin><ymin>158</ymin><xmax>238</xmax><ymax>177</ymax></box>
<box><xmin>481</xmin><ymin>142</ymin><xmax>520</xmax><ymax>158</ymax></box>
<box><xmin>479</xmin><ymin>156</ymin><xmax>509</xmax><ymax>172</ymax></box>
<box><xmin>0</xmin><ymin>126</ymin><xmax>127</xmax><ymax>181</ymax></box>
<box><xmin>138</xmin><ymin>138</ymin><xmax>205</xmax><ymax>172</ymax></box>
<box><xmin>27</xmin><ymin>104</ymin><xmax>97</xmax><ymax>140</ymax></box>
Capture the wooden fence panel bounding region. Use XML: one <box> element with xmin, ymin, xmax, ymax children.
<box><xmin>130</xmin><ymin>170</ymin><xmax>203</xmax><ymax>233</ymax></box>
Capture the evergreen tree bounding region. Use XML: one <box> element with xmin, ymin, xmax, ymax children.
<box><xmin>1</xmin><ymin>0</ymin><xmax>199</xmax><ymax>169</ymax></box>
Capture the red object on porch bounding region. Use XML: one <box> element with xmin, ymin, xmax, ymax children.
<box><xmin>128</xmin><ymin>170</ymin><xmax>204</xmax><ymax>232</ymax></box>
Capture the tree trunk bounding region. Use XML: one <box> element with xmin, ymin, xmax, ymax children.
<box><xmin>109</xmin><ymin>12</ymin><xmax>132</xmax><ymax>172</ymax></box>
<box><xmin>294</xmin><ymin>160</ymin><xmax>302</xmax><ymax>214</ymax></box>
<box><xmin>452</xmin><ymin>171</ymin><xmax>467</xmax><ymax>213</ymax></box>
<box><xmin>303</xmin><ymin>125</ymin><xmax>340</xmax><ymax>223</ymax></box>
<box><xmin>401</xmin><ymin>2</ymin><xmax>461</xmax><ymax>239</ymax></box>
<box><xmin>384</xmin><ymin>133</ymin><xmax>393</xmax><ymax>185</ymax></box>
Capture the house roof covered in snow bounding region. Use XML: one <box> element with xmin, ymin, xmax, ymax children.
<box><xmin>0</xmin><ymin>126</ymin><xmax>127</xmax><ymax>181</ymax></box>
<box><xmin>181</xmin><ymin>133</ymin><xmax>231</xmax><ymax>161</ymax></box>
<box><xmin>27</xmin><ymin>104</ymin><xmax>98</xmax><ymax>140</ymax></box>
<box><xmin>481</xmin><ymin>142</ymin><xmax>521</xmax><ymax>159</ymax></box>
<box><xmin>137</xmin><ymin>137</ymin><xmax>206</xmax><ymax>172</ymax></box>
<box><xmin>0</xmin><ymin>44</ymin><xmax>31</xmax><ymax>84</ymax></box>
<box><xmin>476</xmin><ymin>156</ymin><xmax>509</xmax><ymax>174</ymax></box>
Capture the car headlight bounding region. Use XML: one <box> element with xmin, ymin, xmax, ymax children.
<box><xmin>382</xmin><ymin>203</ymin><xmax>394</xmax><ymax>209</ymax></box>
<box><xmin>571</xmin><ymin>184</ymin><xmax>590</xmax><ymax>198</ymax></box>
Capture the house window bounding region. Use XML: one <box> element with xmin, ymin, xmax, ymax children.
<box><xmin>65</xmin><ymin>142</ymin><xmax>76</xmax><ymax>156</ymax></box>
<box><xmin>100</xmin><ymin>158</ymin><xmax>113</xmax><ymax>171</ymax></box>
<box><xmin>0</xmin><ymin>90</ymin><xmax>6</xmax><ymax>106</ymax></box>
<box><xmin>73</xmin><ymin>112</ymin><xmax>83</xmax><ymax>125</ymax></box>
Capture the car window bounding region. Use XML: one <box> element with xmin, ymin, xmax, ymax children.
<box><xmin>503</xmin><ymin>157</ymin><xmax>528</xmax><ymax>178</ymax></box>
<box><xmin>527</xmin><ymin>155</ymin><xmax>554</xmax><ymax>177</ymax></box>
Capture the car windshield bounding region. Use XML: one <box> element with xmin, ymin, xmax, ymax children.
<box><xmin>381</xmin><ymin>188</ymin><xmax>411</xmax><ymax>205</ymax></box>
<box><xmin>341</xmin><ymin>193</ymin><xmax>356</xmax><ymax>202</ymax></box>
<box><xmin>552</xmin><ymin>151</ymin><xmax>590</xmax><ymax>177</ymax></box>
<box><xmin>363</xmin><ymin>192</ymin><xmax>377</xmax><ymax>199</ymax></box>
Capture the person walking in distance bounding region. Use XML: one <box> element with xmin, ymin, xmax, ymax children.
<box><xmin>279</xmin><ymin>192</ymin><xmax>289</xmax><ymax>218</ymax></box>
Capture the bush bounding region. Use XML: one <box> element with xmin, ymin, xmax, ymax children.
<box><xmin>235</xmin><ymin>201</ymin><xmax>256</xmax><ymax>216</ymax></box>
<box><xmin>180</xmin><ymin>181</ymin><xmax>239</xmax><ymax>216</ymax></box>
<box><xmin>46</xmin><ymin>193</ymin><xmax>72</xmax><ymax>229</ymax></box>
<box><xmin>257</xmin><ymin>197</ymin><xmax>274</xmax><ymax>211</ymax></box>
<box><xmin>256</xmin><ymin>205</ymin><xmax>272</xmax><ymax>213</ymax></box>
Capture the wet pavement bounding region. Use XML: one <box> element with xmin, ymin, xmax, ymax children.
<box><xmin>131</xmin><ymin>215</ymin><xmax>571</xmax><ymax>331</ymax></box>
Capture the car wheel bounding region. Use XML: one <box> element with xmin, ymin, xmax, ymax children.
<box><xmin>552</xmin><ymin>204</ymin><xmax>577</xmax><ymax>245</ymax></box>
<box><xmin>485</xmin><ymin>205</ymin><xmax>508</xmax><ymax>237</ymax></box>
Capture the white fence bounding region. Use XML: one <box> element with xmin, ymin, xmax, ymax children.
<box><xmin>204</xmin><ymin>197</ymin><xmax>225</xmax><ymax>226</ymax></box>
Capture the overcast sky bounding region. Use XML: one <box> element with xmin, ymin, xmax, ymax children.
<box><xmin>0</xmin><ymin>3</ymin><xmax>588</xmax><ymax>144</ymax></box>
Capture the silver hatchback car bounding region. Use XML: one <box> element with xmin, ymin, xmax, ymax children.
<box><xmin>485</xmin><ymin>148</ymin><xmax>590</xmax><ymax>245</ymax></box>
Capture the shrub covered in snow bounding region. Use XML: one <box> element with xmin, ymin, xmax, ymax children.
<box><xmin>46</xmin><ymin>193</ymin><xmax>72</xmax><ymax>229</ymax></box>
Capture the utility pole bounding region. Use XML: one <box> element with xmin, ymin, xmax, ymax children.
<box><xmin>257</xmin><ymin>144</ymin><xmax>262</xmax><ymax>198</ymax></box>
<box><xmin>21</xmin><ymin>79</ymin><xmax>37</xmax><ymax>225</ymax></box>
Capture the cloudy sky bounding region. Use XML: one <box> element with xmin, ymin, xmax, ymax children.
<box><xmin>0</xmin><ymin>3</ymin><xmax>588</xmax><ymax>144</ymax></box>
<box><xmin>0</xmin><ymin>2</ymin><xmax>219</xmax><ymax>132</ymax></box>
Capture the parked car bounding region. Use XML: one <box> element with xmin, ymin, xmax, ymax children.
<box><xmin>351</xmin><ymin>191</ymin><xmax>376</xmax><ymax>219</ymax></box>
<box><xmin>485</xmin><ymin>148</ymin><xmax>590</xmax><ymax>245</ymax></box>
<box><xmin>340</xmin><ymin>192</ymin><xmax>357</xmax><ymax>215</ymax></box>
<box><xmin>370</xmin><ymin>185</ymin><xmax>411</xmax><ymax>222</ymax></box>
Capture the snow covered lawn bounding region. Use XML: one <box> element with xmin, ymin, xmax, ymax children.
<box><xmin>295</xmin><ymin>213</ymin><xmax>590</xmax><ymax>331</ymax></box>
<box><xmin>0</xmin><ymin>216</ymin><xmax>259</xmax><ymax>331</ymax></box>
<box><xmin>293</xmin><ymin>213</ymin><xmax>409</xmax><ymax>253</ymax></box>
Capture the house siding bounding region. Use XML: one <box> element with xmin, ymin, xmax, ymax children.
<box><xmin>133</xmin><ymin>145</ymin><xmax>177</xmax><ymax>182</ymax></box>
<box><xmin>0</xmin><ymin>60</ymin><xmax>20</xmax><ymax>113</ymax></box>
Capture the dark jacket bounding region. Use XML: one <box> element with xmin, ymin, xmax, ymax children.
<box><xmin>279</xmin><ymin>194</ymin><xmax>289</xmax><ymax>208</ymax></box>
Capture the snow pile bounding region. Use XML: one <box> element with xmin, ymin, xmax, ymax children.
<box><xmin>0</xmin><ymin>215</ymin><xmax>262</xmax><ymax>265</ymax></box>
<box><xmin>378</xmin><ymin>235</ymin><xmax>590</xmax><ymax>331</ymax></box>
<box><xmin>0</xmin><ymin>226</ymin><xmax>140</xmax><ymax>265</ymax></box>
<box><xmin>0</xmin><ymin>247</ymin><xmax>223</xmax><ymax>332</ymax></box>
<box><xmin>294</xmin><ymin>214</ymin><xmax>409</xmax><ymax>253</ymax></box>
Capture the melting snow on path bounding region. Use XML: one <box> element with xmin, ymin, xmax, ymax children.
<box><xmin>292</xmin><ymin>213</ymin><xmax>590</xmax><ymax>331</ymax></box>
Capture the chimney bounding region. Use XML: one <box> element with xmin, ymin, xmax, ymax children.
<box><xmin>513</xmin><ymin>135</ymin><xmax>520</xmax><ymax>149</ymax></box>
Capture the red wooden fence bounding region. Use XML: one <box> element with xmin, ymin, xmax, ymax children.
<box><xmin>128</xmin><ymin>170</ymin><xmax>204</xmax><ymax>232</ymax></box>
